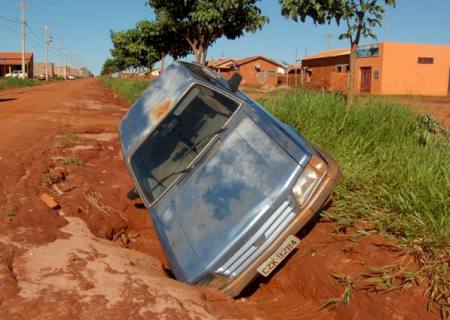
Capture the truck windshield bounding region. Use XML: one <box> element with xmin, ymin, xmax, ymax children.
<box><xmin>131</xmin><ymin>85</ymin><xmax>239</xmax><ymax>203</ymax></box>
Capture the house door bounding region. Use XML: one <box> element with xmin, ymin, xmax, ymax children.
<box><xmin>360</xmin><ymin>67</ymin><xmax>372</xmax><ymax>93</ymax></box>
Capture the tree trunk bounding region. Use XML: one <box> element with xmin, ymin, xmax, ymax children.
<box><xmin>160</xmin><ymin>54</ymin><xmax>165</xmax><ymax>71</ymax></box>
<box><xmin>196</xmin><ymin>45</ymin><xmax>205</xmax><ymax>64</ymax></box>
<box><xmin>200</xmin><ymin>48</ymin><xmax>207</xmax><ymax>65</ymax></box>
<box><xmin>187</xmin><ymin>38</ymin><xmax>207</xmax><ymax>65</ymax></box>
<box><xmin>348</xmin><ymin>43</ymin><xmax>358</xmax><ymax>106</ymax></box>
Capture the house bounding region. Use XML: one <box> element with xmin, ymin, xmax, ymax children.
<box><xmin>284</xmin><ymin>63</ymin><xmax>303</xmax><ymax>87</ymax></box>
<box><xmin>302</xmin><ymin>42</ymin><xmax>450</xmax><ymax>96</ymax></box>
<box><xmin>234</xmin><ymin>56</ymin><xmax>285</xmax><ymax>86</ymax></box>
<box><xmin>301</xmin><ymin>48</ymin><xmax>350</xmax><ymax>92</ymax></box>
<box><xmin>0</xmin><ymin>52</ymin><xmax>34</xmax><ymax>77</ymax></box>
<box><xmin>207</xmin><ymin>56</ymin><xmax>285</xmax><ymax>87</ymax></box>
<box><xmin>206</xmin><ymin>59</ymin><xmax>236</xmax><ymax>77</ymax></box>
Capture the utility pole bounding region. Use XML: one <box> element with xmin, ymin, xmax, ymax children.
<box><xmin>57</xmin><ymin>41</ymin><xmax>61</xmax><ymax>77</ymax></box>
<box><xmin>62</xmin><ymin>48</ymin><xmax>67</xmax><ymax>79</ymax></box>
<box><xmin>21</xmin><ymin>0</ymin><xmax>26</xmax><ymax>77</ymax></box>
<box><xmin>294</xmin><ymin>47</ymin><xmax>298</xmax><ymax>88</ymax></box>
<box><xmin>45</xmin><ymin>26</ymin><xmax>49</xmax><ymax>80</ymax></box>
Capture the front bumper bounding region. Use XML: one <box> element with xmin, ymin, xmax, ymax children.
<box><xmin>220</xmin><ymin>147</ymin><xmax>341</xmax><ymax>297</ymax></box>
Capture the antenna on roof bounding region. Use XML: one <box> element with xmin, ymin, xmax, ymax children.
<box><xmin>327</xmin><ymin>33</ymin><xmax>333</xmax><ymax>50</ymax></box>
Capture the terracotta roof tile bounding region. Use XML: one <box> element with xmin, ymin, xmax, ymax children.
<box><xmin>303</xmin><ymin>48</ymin><xmax>350</xmax><ymax>61</ymax></box>
<box><xmin>0</xmin><ymin>52</ymin><xmax>33</xmax><ymax>65</ymax></box>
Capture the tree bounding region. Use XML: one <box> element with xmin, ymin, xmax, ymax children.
<box><xmin>137</xmin><ymin>19</ymin><xmax>190</xmax><ymax>70</ymax></box>
<box><xmin>100</xmin><ymin>58</ymin><xmax>120</xmax><ymax>76</ymax></box>
<box><xmin>147</xmin><ymin>0</ymin><xmax>269</xmax><ymax>64</ymax></box>
<box><xmin>110</xmin><ymin>27</ymin><xmax>160</xmax><ymax>71</ymax></box>
<box><xmin>279</xmin><ymin>0</ymin><xmax>396</xmax><ymax>105</ymax></box>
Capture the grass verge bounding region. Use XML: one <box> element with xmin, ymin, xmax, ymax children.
<box><xmin>259</xmin><ymin>90</ymin><xmax>449</xmax><ymax>317</ymax></box>
<box><xmin>100</xmin><ymin>77</ymin><xmax>151</xmax><ymax>104</ymax></box>
<box><xmin>0</xmin><ymin>77</ymin><xmax>40</xmax><ymax>90</ymax></box>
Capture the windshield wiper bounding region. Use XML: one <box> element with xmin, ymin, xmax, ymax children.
<box><xmin>149</xmin><ymin>167</ymin><xmax>194</xmax><ymax>194</ymax></box>
<box><xmin>188</xmin><ymin>126</ymin><xmax>228</xmax><ymax>154</ymax></box>
<box><xmin>150</xmin><ymin>126</ymin><xmax>228</xmax><ymax>195</ymax></box>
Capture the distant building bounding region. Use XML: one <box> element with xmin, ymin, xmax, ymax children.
<box><xmin>206</xmin><ymin>58</ymin><xmax>237</xmax><ymax>76</ymax></box>
<box><xmin>285</xmin><ymin>63</ymin><xmax>303</xmax><ymax>87</ymax></box>
<box><xmin>34</xmin><ymin>62</ymin><xmax>54</xmax><ymax>78</ymax></box>
<box><xmin>301</xmin><ymin>48</ymin><xmax>350</xmax><ymax>92</ymax></box>
<box><xmin>207</xmin><ymin>56</ymin><xmax>285</xmax><ymax>87</ymax></box>
<box><xmin>302</xmin><ymin>42</ymin><xmax>450</xmax><ymax>96</ymax></box>
<box><xmin>151</xmin><ymin>68</ymin><xmax>161</xmax><ymax>76</ymax></box>
<box><xmin>0</xmin><ymin>52</ymin><xmax>34</xmax><ymax>77</ymax></box>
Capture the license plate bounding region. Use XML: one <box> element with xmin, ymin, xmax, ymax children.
<box><xmin>257</xmin><ymin>235</ymin><xmax>300</xmax><ymax>277</ymax></box>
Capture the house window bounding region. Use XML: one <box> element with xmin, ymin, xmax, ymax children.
<box><xmin>267</xmin><ymin>70</ymin><xmax>275</xmax><ymax>78</ymax></box>
<box><xmin>336</xmin><ymin>65</ymin><xmax>349</xmax><ymax>73</ymax></box>
<box><xmin>374</xmin><ymin>70</ymin><xmax>380</xmax><ymax>80</ymax></box>
<box><xmin>418</xmin><ymin>57</ymin><xmax>434</xmax><ymax>64</ymax></box>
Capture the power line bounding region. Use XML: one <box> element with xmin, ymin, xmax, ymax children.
<box><xmin>26</xmin><ymin>24</ymin><xmax>44</xmax><ymax>43</ymax></box>
<box><xmin>27</xmin><ymin>18</ymin><xmax>109</xmax><ymax>31</ymax></box>
<box><xmin>0</xmin><ymin>22</ymin><xmax>20</xmax><ymax>34</ymax></box>
<box><xmin>0</xmin><ymin>15</ymin><xmax>20</xmax><ymax>24</ymax></box>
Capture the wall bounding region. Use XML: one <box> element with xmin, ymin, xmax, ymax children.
<box><xmin>302</xmin><ymin>55</ymin><xmax>349</xmax><ymax>90</ymax></box>
<box><xmin>238</xmin><ymin>58</ymin><xmax>279</xmax><ymax>86</ymax></box>
<box><xmin>33</xmin><ymin>62</ymin><xmax>54</xmax><ymax>78</ymax></box>
<box><xmin>330</xmin><ymin>73</ymin><xmax>349</xmax><ymax>92</ymax></box>
<box><xmin>380</xmin><ymin>42</ymin><xmax>450</xmax><ymax>96</ymax></box>
<box><xmin>354</xmin><ymin>46</ymin><xmax>383</xmax><ymax>94</ymax></box>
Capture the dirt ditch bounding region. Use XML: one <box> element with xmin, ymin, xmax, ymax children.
<box><xmin>0</xmin><ymin>79</ymin><xmax>438</xmax><ymax>319</ymax></box>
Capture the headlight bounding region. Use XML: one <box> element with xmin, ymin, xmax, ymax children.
<box><xmin>197</xmin><ymin>273</ymin><xmax>232</xmax><ymax>290</ymax></box>
<box><xmin>292</xmin><ymin>155</ymin><xmax>326</xmax><ymax>207</ymax></box>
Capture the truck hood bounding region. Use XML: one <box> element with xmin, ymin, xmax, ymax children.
<box><xmin>154</xmin><ymin>116</ymin><xmax>300</xmax><ymax>283</ymax></box>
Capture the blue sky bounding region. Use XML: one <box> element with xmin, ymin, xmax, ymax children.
<box><xmin>1</xmin><ymin>0</ymin><xmax>449</xmax><ymax>75</ymax></box>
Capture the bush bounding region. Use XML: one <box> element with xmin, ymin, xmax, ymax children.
<box><xmin>0</xmin><ymin>77</ymin><xmax>40</xmax><ymax>89</ymax></box>
<box><xmin>100</xmin><ymin>77</ymin><xmax>151</xmax><ymax>104</ymax></box>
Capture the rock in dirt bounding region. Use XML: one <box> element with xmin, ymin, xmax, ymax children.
<box><xmin>40</xmin><ymin>193</ymin><xmax>59</xmax><ymax>209</ymax></box>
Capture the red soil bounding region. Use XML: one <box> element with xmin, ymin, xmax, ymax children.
<box><xmin>0</xmin><ymin>79</ymin><xmax>438</xmax><ymax>319</ymax></box>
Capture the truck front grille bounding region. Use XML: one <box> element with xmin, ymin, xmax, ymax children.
<box><xmin>217</xmin><ymin>199</ymin><xmax>296</xmax><ymax>277</ymax></box>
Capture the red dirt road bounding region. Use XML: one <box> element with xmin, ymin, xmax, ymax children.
<box><xmin>0</xmin><ymin>80</ymin><xmax>438</xmax><ymax>319</ymax></box>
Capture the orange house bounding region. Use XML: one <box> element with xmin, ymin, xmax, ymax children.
<box><xmin>356</xmin><ymin>42</ymin><xmax>450</xmax><ymax>96</ymax></box>
<box><xmin>302</xmin><ymin>42</ymin><xmax>450</xmax><ymax>96</ymax></box>
<box><xmin>207</xmin><ymin>56</ymin><xmax>285</xmax><ymax>87</ymax></box>
<box><xmin>0</xmin><ymin>52</ymin><xmax>34</xmax><ymax>77</ymax></box>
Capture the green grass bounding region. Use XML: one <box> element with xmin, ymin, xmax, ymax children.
<box><xmin>59</xmin><ymin>157</ymin><xmax>84</xmax><ymax>166</ymax></box>
<box><xmin>259</xmin><ymin>90</ymin><xmax>449</xmax><ymax>315</ymax></box>
<box><xmin>5</xmin><ymin>208</ymin><xmax>15</xmax><ymax>218</ymax></box>
<box><xmin>0</xmin><ymin>77</ymin><xmax>40</xmax><ymax>90</ymax></box>
<box><xmin>58</xmin><ymin>131</ymin><xmax>78</xmax><ymax>148</ymax></box>
<box><xmin>100</xmin><ymin>77</ymin><xmax>151</xmax><ymax>104</ymax></box>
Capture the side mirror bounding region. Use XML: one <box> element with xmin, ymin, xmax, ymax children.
<box><xmin>228</xmin><ymin>73</ymin><xmax>242</xmax><ymax>92</ymax></box>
